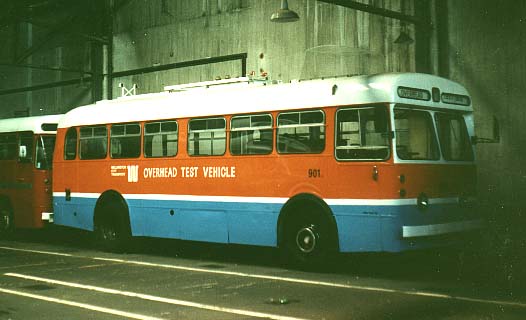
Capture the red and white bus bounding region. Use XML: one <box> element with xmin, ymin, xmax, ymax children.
<box><xmin>52</xmin><ymin>73</ymin><xmax>482</xmax><ymax>265</ymax></box>
<box><xmin>0</xmin><ymin>115</ymin><xmax>61</xmax><ymax>236</ymax></box>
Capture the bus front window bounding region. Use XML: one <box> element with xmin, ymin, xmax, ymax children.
<box><xmin>435</xmin><ymin>113</ymin><xmax>474</xmax><ymax>161</ymax></box>
<box><xmin>394</xmin><ymin>108</ymin><xmax>440</xmax><ymax>160</ymax></box>
<box><xmin>35</xmin><ymin>135</ymin><xmax>56</xmax><ymax>170</ymax></box>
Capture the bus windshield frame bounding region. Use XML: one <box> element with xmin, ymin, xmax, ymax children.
<box><xmin>393</xmin><ymin>104</ymin><xmax>474</xmax><ymax>163</ymax></box>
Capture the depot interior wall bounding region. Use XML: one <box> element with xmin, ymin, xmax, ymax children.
<box><xmin>1</xmin><ymin>0</ymin><xmax>415</xmax><ymax>117</ymax></box>
<box><xmin>111</xmin><ymin>0</ymin><xmax>415</xmax><ymax>96</ymax></box>
<box><xmin>0</xmin><ymin>22</ymin><xmax>92</xmax><ymax>118</ymax></box>
<box><xmin>447</xmin><ymin>0</ymin><xmax>526</xmax><ymax>209</ymax></box>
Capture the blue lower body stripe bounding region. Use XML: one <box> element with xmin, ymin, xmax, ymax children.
<box><xmin>53</xmin><ymin>196</ymin><xmax>480</xmax><ymax>252</ymax></box>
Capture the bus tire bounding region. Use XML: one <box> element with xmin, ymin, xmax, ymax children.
<box><xmin>94</xmin><ymin>201</ymin><xmax>131</xmax><ymax>253</ymax></box>
<box><xmin>279</xmin><ymin>196</ymin><xmax>338</xmax><ymax>270</ymax></box>
<box><xmin>0</xmin><ymin>201</ymin><xmax>14</xmax><ymax>239</ymax></box>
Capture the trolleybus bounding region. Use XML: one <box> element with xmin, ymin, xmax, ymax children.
<box><xmin>0</xmin><ymin>114</ymin><xmax>62</xmax><ymax>236</ymax></box>
<box><xmin>51</xmin><ymin>73</ymin><xmax>482</xmax><ymax>266</ymax></box>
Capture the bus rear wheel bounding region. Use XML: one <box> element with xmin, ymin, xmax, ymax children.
<box><xmin>94</xmin><ymin>202</ymin><xmax>131</xmax><ymax>253</ymax></box>
<box><xmin>0</xmin><ymin>205</ymin><xmax>13</xmax><ymax>238</ymax></box>
<box><xmin>281</xmin><ymin>211</ymin><xmax>334</xmax><ymax>270</ymax></box>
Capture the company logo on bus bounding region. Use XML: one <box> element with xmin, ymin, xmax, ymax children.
<box><xmin>127</xmin><ymin>165</ymin><xmax>139</xmax><ymax>183</ymax></box>
<box><xmin>111</xmin><ymin>164</ymin><xmax>236</xmax><ymax>183</ymax></box>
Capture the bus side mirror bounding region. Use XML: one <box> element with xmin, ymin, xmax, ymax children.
<box><xmin>472</xmin><ymin>115</ymin><xmax>500</xmax><ymax>144</ymax></box>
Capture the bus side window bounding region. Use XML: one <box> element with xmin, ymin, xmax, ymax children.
<box><xmin>144</xmin><ymin>121</ymin><xmax>178</xmax><ymax>158</ymax></box>
<box><xmin>0</xmin><ymin>134</ymin><xmax>17</xmax><ymax>160</ymax></box>
<box><xmin>110</xmin><ymin>123</ymin><xmax>141</xmax><ymax>159</ymax></box>
<box><xmin>18</xmin><ymin>132</ymin><xmax>33</xmax><ymax>163</ymax></box>
<box><xmin>230</xmin><ymin>114</ymin><xmax>273</xmax><ymax>155</ymax></box>
<box><xmin>277</xmin><ymin>110</ymin><xmax>325</xmax><ymax>154</ymax></box>
<box><xmin>79</xmin><ymin>126</ymin><xmax>108</xmax><ymax>160</ymax></box>
<box><xmin>64</xmin><ymin>127</ymin><xmax>78</xmax><ymax>160</ymax></box>
<box><xmin>188</xmin><ymin>117</ymin><xmax>226</xmax><ymax>156</ymax></box>
<box><xmin>335</xmin><ymin>106</ymin><xmax>390</xmax><ymax>161</ymax></box>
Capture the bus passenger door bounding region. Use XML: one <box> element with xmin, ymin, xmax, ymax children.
<box><xmin>13</xmin><ymin>132</ymin><xmax>34</xmax><ymax>228</ymax></box>
<box><xmin>53</xmin><ymin>127</ymin><xmax>80</xmax><ymax>229</ymax></box>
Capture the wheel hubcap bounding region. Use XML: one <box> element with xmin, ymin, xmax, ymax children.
<box><xmin>296</xmin><ymin>225</ymin><xmax>317</xmax><ymax>253</ymax></box>
<box><xmin>101</xmin><ymin>225</ymin><xmax>116</xmax><ymax>241</ymax></box>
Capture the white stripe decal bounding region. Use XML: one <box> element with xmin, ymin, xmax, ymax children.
<box><xmin>53</xmin><ymin>192</ymin><xmax>461</xmax><ymax>206</ymax></box>
<box><xmin>0</xmin><ymin>287</ymin><xmax>165</xmax><ymax>320</ymax></box>
<box><xmin>53</xmin><ymin>192</ymin><xmax>100</xmax><ymax>199</ymax></box>
<box><xmin>5</xmin><ymin>273</ymin><xmax>310</xmax><ymax>320</ymax></box>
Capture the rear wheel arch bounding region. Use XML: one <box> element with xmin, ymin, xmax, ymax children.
<box><xmin>94</xmin><ymin>190</ymin><xmax>129</xmax><ymax>226</ymax></box>
<box><xmin>277</xmin><ymin>193</ymin><xmax>340</xmax><ymax>268</ymax></box>
<box><xmin>93</xmin><ymin>190</ymin><xmax>131</xmax><ymax>252</ymax></box>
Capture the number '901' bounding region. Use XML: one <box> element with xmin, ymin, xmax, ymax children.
<box><xmin>308</xmin><ymin>169</ymin><xmax>321</xmax><ymax>178</ymax></box>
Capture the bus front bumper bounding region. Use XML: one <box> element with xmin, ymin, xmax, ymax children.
<box><xmin>402</xmin><ymin>219</ymin><xmax>484</xmax><ymax>238</ymax></box>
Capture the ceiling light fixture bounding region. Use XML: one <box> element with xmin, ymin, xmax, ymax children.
<box><xmin>270</xmin><ymin>0</ymin><xmax>299</xmax><ymax>23</ymax></box>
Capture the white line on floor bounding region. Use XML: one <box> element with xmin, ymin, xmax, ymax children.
<box><xmin>5</xmin><ymin>273</ymin><xmax>311</xmax><ymax>320</ymax></box>
<box><xmin>2</xmin><ymin>245</ymin><xmax>525</xmax><ymax>308</ymax></box>
<box><xmin>0</xmin><ymin>287</ymin><xmax>165</xmax><ymax>320</ymax></box>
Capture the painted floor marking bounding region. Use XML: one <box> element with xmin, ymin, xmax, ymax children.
<box><xmin>2</xmin><ymin>245</ymin><xmax>525</xmax><ymax>309</ymax></box>
<box><xmin>0</xmin><ymin>287</ymin><xmax>165</xmax><ymax>320</ymax></box>
<box><xmin>5</xmin><ymin>273</ymin><xmax>310</xmax><ymax>320</ymax></box>
<box><xmin>93</xmin><ymin>257</ymin><xmax>526</xmax><ymax>308</ymax></box>
<box><xmin>0</xmin><ymin>246</ymin><xmax>73</xmax><ymax>257</ymax></box>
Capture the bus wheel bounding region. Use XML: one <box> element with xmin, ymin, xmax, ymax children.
<box><xmin>94</xmin><ymin>202</ymin><xmax>131</xmax><ymax>253</ymax></box>
<box><xmin>0</xmin><ymin>205</ymin><xmax>13</xmax><ymax>238</ymax></box>
<box><xmin>282</xmin><ymin>210</ymin><xmax>333</xmax><ymax>270</ymax></box>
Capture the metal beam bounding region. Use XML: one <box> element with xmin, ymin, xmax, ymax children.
<box><xmin>0</xmin><ymin>62</ymin><xmax>93</xmax><ymax>74</ymax></box>
<box><xmin>0</xmin><ymin>53</ymin><xmax>248</xmax><ymax>97</ymax></box>
<box><xmin>318</xmin><ymin>0</ymin><xmax>431</xmax><ymax>29</ymax></box>
<box><xmin>13</xmin><ymin>2</ymin><xmax>102</xmax><ymax>64</ymax></box>
<box><xmin>415</xmin><ymin>0</ymin><xmax>432</xmax><ymax>73</ymax></box>
<box><xmin>0</xmin><ymin>77</ymin><xmax>92</xmax><ymax>96</ymax></box>
<box><xmin>14</xmin><ymin>16</ymin><xmax>78</xmax><ymax>64</ymax></box>
<box><xmin>111</xmin><ymin>53</ymin><xmax>248</xmax><ymax>78</ymax></box>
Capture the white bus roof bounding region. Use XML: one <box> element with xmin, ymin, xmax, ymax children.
<box><xmin>0</xmin><ymin>114</ymin><xmax>62</xmax><ymax>134</ymax></box>
<box><xmin>59</xmin><ymin>73</ymin><xmax>472</xmax><ymax>128</ymax></box>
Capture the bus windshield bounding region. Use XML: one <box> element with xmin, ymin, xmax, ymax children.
<box><xmin>394</xmin><ymin>106</ymin><xmax>473</xmax><ymax>161</ymax></box>
<box><xmin>435</xmin><ymin>112</ymin><xmax>474</xmax><ymax>161</ymax></box>
<box><xmin>394</xmin><ymin>108</ymin><xmax>440</xmax><ymax>160</ymax></box>
<box><xmin>35</xmin><ymin>135</ymin><xmax>56</xmax><ymax>170</ymax></box>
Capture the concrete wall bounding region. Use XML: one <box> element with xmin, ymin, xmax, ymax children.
<box><xmin>1</xmin><ymin>0</ymin><xmax>416</xmax><ymax>116</ymax></box>
<box><xmin>0</xmin><ymin>22</ymin><xmax>92</xmax><ymax>118</ymax></box>
<box><xmin>447</xmin><ymin>0</ymin><xmax>526</xmax><ymax>211</ymax></box>
<box><xmin>112</xmin><ymin>0</ymin><xmax>415</xmax><ymax>96</ymax></box>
